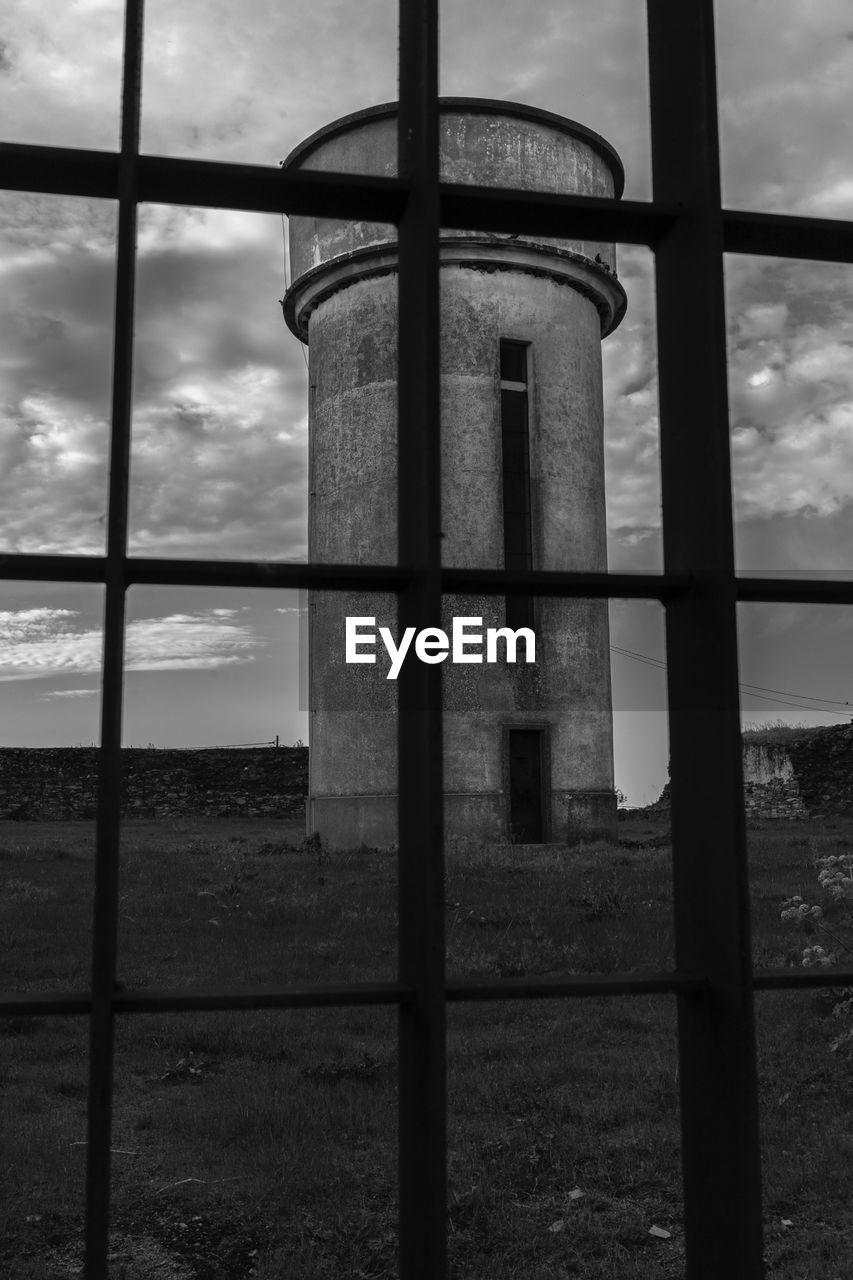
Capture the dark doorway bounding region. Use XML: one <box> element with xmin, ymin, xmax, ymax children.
<box><xmin>508</xmin><ymin>729</ymin><xmax>544</xmax><ymax>842</ymax></box>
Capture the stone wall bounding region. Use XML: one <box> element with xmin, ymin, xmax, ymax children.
<box><xmin>646</xmin><ymin>725</ymin><xmax>853</xmax><ymax>820</ymax></box>
<box><xmin>742</xmin><ymin>775</ymin><xmax>807</xmax><ymax>820</ymax></box>
<box><xmin>782</xmin><ymin>725</ymin><xmax>853</xmax><ymax>815</ymax></box>
<box><xmin>5</xmin><ymin>729</ymin><xmax>851</xmax><ymax>824</ymax></box>
<box><xmin>742</xmin><ymin>741</ymin><xmax>807</xmax><ymax>819</ymax></box>
<box><xmin>0</xmin><ymin>747</ymin><xmax>308</xmax><ymax>821</ymax></box>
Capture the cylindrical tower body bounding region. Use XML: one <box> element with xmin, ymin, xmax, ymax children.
<box><xmin>284</xmin><ymin>99</ymin><xmax>626</xmax><ymax>850</ymax></box>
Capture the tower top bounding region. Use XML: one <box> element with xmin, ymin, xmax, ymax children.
<box><xmin>283</xmin><ymin>98</ymin><xmax>626</xmax><ymax>342</ymax></box>
<box><xmin>282</xmin><ymin>97</ymin><xmax>625</xmax><ymax>199</ymax></box>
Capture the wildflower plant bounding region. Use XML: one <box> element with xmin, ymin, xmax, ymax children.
<box><xmin>779</xmin><ymin>896</ymin><xmax>824</xmax><ymax>927</ymax></box>
<box><xmin>781</xmin><ymin>854</ymin><xmax>853</xmax><ymax>1051</ymax></box>
<box><xmin>816</xmin><ymin>855</ymin><xmax>853</xmax><ymax>901</ymax></box>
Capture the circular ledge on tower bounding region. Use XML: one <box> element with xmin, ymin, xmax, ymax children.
<box><xmin>283</xmin><ymin>238</ymin><xmax>627</xmax><ymax>343</ymax></box>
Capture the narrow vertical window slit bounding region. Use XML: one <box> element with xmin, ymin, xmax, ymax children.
<box><xmin>500</xmin><ymin>340</ymin><xmax>534</xmax><ymax>630</ymax></box>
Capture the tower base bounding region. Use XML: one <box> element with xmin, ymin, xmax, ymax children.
<box><xmin>307</xmin><ymin>790</ymin><xmax>617</xmax><ymax>850</ymax></box>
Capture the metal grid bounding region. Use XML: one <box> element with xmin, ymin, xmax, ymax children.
<box><xmin>2</xmin><ymin>1</ymin><xmax>853</xmax><ymax>1276</ymax></box>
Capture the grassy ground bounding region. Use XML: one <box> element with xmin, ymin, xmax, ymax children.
<box><xmin>2</xmin><ymin>815</ymin><xmax>853</xmax><ymax>1277</ymax></box>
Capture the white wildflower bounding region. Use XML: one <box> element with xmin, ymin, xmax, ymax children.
<box><xmin>802</xmin><ymin>945</ymin><xmax>836</xmax><ymax>968</ymax></box>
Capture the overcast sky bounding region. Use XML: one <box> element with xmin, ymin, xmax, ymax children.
<box><xmin>0</xmin><ymin>1</ymin><xmax>851</xmax><ymax>803</ymax></box>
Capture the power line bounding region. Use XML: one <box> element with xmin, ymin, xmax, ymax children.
<box><xmin>610</xmin><ymin>645</ymin><xmax>667</xmax><ymax>671</ymax></box>
<box><xmin>735</xmin><ymin>690</ymin><xmax>852</xmax><ymax>717</ymax></box>
<box><xmin>610</xmin><ymin>644</ymin><xmax>853</xmax><ymax>718</ymax></box>
<box><xmin>739</xmin><ymin>680</ymin><xmax>850</xmax><ymax>707</ymax></box>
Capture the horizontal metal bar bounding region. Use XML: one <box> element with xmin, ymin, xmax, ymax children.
<box><xmin>0</xmin><ymin>553</ymin><xmax>689</xmax><ymax>599</ymax></box>
<box><xmin>737</xmin><ymin>576</ymin><xmax>853</xmax><ymax>604</ymax></box>
<box><xmin>10</xmin><ymin>558</ymin><xmax>853</xmax><ymax>606</ymax></box>
<box><xmin>446</xmin><ymin>193</ymin><xmax>853</xmax><ymax>260</ymax></box>
<box><xmin>9</xmin><ymin>561</ymin><xmax>853</xmax><ymax>606</ymax></box>
<box><xmin>127</xmin><ymin>558</ymin><xmax>409</xmax><ymax>589</ymax></box>
<box><xmin>444</xmin><ymin>568</ymin><xmax>688</xmax><ymax>599</ymax></box>
<box><xmin>0</xmin><ymin>982</ymin><xmax>413</xmax><ymax>1018</ymax></box>
<box><xmin>0</xmin><ymin>143</ymin><xmax>668</xmax><ymax>245</ymax></box>
<box><xmin>0</xmin><ymin>555</ymin><xmax>410</xmax><ymax>590</ymax></box>
<box><xmin>0</xmin><ymin>142</ymin><xmax>408</xmax><ymax>222</ymax></box>
<box><xmin>752</xmin><ymin>966</ymin><xmax>853</xmax><ymax>991</ymax></box>
<box><xmin>0</xmin><ymin>991</ymin><xmax>93</xmax><ymax>1017</ymax></box>
<box><xmin>0</xmin><ymin>553</ymin><xmax>107</xmax><ymax>582</ymax></box>
<box><xmin>444</xmin><ymin>198</ymin><xmax>853</xmax><ymax>261</ymax></box>
<box><xmin>114</xmin><ymin>981</ymin><xmax>412</xmax><ymax>1012</ymax></box>
<box><xmin>440</xmin><ymin>184</ymin><xmax>678</xmax><ymax>245</ymax></box>
<box><xmin>5</xmin><ymin>142</ymin><xmax>851</xmax><ymax>264</ymax></box>
<box><xmin>0</xmin><ymin>143</ymin><xmax>119</xmax><ymax>199</ymax></box>
<box><xmin>8</xmin><ymin>967</ymin><xmax>852</xmax><ymax>1020</ymax></box>
<box><xmin>138</xmin><ymin>156</ymin><xmax>408</xmax><ymax>221</ymax></box>
<box><xmin>447</xmin><ymin>971</ymin><xmax>709</xmax><ymax>1000</ymax></box>
<box><xmin>724</xmin><ymin>209</ymin><xmax>853</xmax><ymax>264</ymax></box>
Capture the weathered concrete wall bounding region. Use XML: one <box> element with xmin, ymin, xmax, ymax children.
<box><xmin>744</xmin><ymin>741</ymin><xmax>796</xmax><ymax>786</ymax></box>
<box><xmin>0</xmin><ymin>748</ymin><xmax>307</xmax><ymax>821</ymax></box>
<box><xmin>285</xmin><ymin>99</ymin><xmax>625</xmax><ymax>850</ymax></box>
<box><xmin>742</xmin><ymin>740</ymin><xmax>807</xmax><ymax>819</ymax></box>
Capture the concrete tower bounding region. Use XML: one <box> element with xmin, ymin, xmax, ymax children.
<box><xmin>284</xmin><ymin>99</ymin><xmax>626</xmax><ymax>850</ymax></box>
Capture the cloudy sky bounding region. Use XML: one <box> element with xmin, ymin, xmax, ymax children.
<box><xmin>0</xmin><ymin>0</ymin><xmax>851</xmax><ymax>803</ymax></box>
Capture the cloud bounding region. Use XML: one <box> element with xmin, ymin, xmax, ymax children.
<box><xmin>125</xmin><ymin>612</ymin><xmax>262</xmax><ymax>671</ymax></box>
<box><xmin>125</xmin><ymin>210</ymin><xmax>311</xmax><ymax>559</ymax></box>
<box><xmin>0</xmin><ymin>607</ymin><xmax>263</xmax><ymax>682</ymax></box>
<box><xmin>137</xmin><ymin>0</ymin><xmax>399</xmax><ymax>164</ymax></box>
<box><xmin>0</xmin><ymin>607</ymin><xmax>100</xmax><ymax>680</ymax></box>
<box><xmin>726</xmin><ymin>257</ymin><xmax>853</xmax><ymax>523</ymax></box>
<box><xmin>600</xmin><ymin>246</ymin><xmax>853</xmax><ymax>565</ymax></box>
<box><xmin>716</xmin><ymin>0</ymin><xmax>853</xmax><ymax>217</ymax></box>
<box><xmin>0</xmin><ymin>197</ymin><xmax>310</xmax><ymax>559</ymax></box>
<box><xmin>40</xmin><ymin>688</ymin><xmax>98</xmax><ymax>701</ymax></box>
<box><xmin>0</xmin><ymin>3</ymin><xmax>123</xmax><ymax>151</ymax></box>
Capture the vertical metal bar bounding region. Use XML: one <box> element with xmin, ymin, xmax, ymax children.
<box><xmin>84</xmin><ymin>1</ymin><xmax>142</xmax><ymax>1275</ymax></box>
<box><xmin>647</xmin><ymin>3</ymin><xmax>764</xmax><ymax>1275</ymax></box>
<box><xmin>396</xmin><ymin>2</ymin><xmax>446</xmax><ymax>1278</ymax></box>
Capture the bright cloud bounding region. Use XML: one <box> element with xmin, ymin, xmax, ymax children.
<box><xmin>40</xmin><ymin>688</ymin><xmax>99</xmax><ymax>700</ymax></box>
<box><xmin>0</xmin><ymin>607</ymin><xmax>263</xmax><ymax>682</ymax></box>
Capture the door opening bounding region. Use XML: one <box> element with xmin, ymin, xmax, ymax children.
<box><xmin>508</xmin><ymin>728</ymin><xmax>544</xmax><ymax>843</ymax></box>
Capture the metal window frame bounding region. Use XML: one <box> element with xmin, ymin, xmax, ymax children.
<box><xmin>2</xmin><ymin>1</ymin><xmax>853</xmax><ymax>1276</ymax></box>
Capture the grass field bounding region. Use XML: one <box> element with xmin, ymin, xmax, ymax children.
<box><xmin>2</xmin><ymin>815</ymin><xmax>853</xmax><ymax>1278</ymax></box>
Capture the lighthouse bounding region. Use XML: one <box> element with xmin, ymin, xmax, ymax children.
<box><xmin>283</xmin><ymin>99</ymin><xmax>626</xmax><ymax>850</ymax></box>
